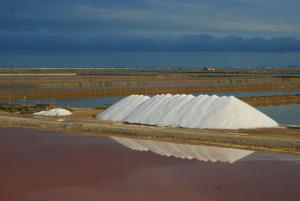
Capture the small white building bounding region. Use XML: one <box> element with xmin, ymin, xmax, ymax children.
<box><xmin>204</xmin><ymin>65</ymin><xmax>215</xmax><ymax>71</ymax></box>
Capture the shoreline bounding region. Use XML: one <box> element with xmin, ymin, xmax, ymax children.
<box><xmin>1</xmin><ymin>112</ymin><xmax>300</xmax><ymax>155</ymax></box>
<box><xmin>1</xmin><ymin>84</ymin><xmax>300</xmax><ymax>101</ymax></box>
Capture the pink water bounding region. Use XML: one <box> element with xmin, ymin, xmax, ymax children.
<box><xmin>0</xmin><ymin>127</ymin><xmax>299</xmax><ymax>201</ymax></box>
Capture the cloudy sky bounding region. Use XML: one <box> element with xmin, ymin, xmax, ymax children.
<box><xmin>1</xmin><ymin>0</ymin><xmax>300</xmax><ymax>53</ymax></box>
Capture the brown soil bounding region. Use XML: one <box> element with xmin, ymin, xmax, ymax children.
<box><xmin>0</xmin><ymin>76</ymin><xmax>298</xmax><ymax>89</ymax></box>
<box><xmin>1</xmin><ymin>66</ymin><xmax>300</xmax><ymax>75</ymax></box>
<box><xmin>0</xmin><ymin>108</ymin><xmax>300</xmax><ymax>154</ymax></box>
<box><xmin>240</xmin><ymin>94</ymin><xmax>300</xmax><ymax>106</ymax></box>
<box><xmin>1</xmin><ymin>83</ymin><xmax>300</xmax><ymax>101</ymax></box>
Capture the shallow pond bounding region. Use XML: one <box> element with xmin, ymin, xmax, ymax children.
<box><xmin>0</xmin><ymin>127</ymin><xmax>299</xmax><ymax>201</ymax></box>
<box><xmin>257</xmin><ymin>104</ymin><xmax>300</xmax><ymax>125</ymax></box>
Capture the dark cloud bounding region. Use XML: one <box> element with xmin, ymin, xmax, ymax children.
<box><xmin>1</xmin><ymin>31</ymin><xmax>300</xmax><ymax>53</ymax></box>
<box><xmin>0</xmin><ymin>0</ymin><xmax>300</xmax><ymax>53</ymax></box>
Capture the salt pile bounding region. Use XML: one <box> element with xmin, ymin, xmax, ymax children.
<box><xmin>97</xmin><ymin>94</ymin><xmax>278</xmax><ymax>129</ymax></box>
<box><xmin>97</xmin><ymin>95</ymin><xmax>150</xmax><ymax>121</ymax></box>
<box><xmin>34</xmin><ymin>108</ymin><xmax>72</xmax><ymax>116</ymax></box>
<box><xmin>111</xmin><ymin>136</ymin><xmax>254</xmax><ymax>163</ymax></box>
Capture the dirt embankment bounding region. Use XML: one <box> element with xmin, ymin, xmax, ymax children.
<box><xmin>1</xmin><ymin>83</ymin><xmax>300</xmax><ymax>101</ymax></box>
<box><xmin>0</xmin><ymin>76</ymin><xmax>298</xmax><ymax>89</ymax></box>
<box><xmin>0</xmin><ymin>112</ymin><xmax>299</xmax><ymax>154</ymax></box>
<box><xmin>240</xmin><ymin>94</ymin><xmax>300</xmax><ymax>106</ymax></box>
<box><xmin>1</xmin><ymin>66</ymin><xmax>300</xmax><ymax>75</ymax></box>
<box><xmin>0</xmin><ymin>74</ymin><xmax>208</xmax><ymax>84</ymax></box>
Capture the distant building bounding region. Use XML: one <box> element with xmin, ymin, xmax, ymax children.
<box><xmin>204</xmin><ymin>65</ymin><xmax>215</xmax><ymax>71</ymax></box>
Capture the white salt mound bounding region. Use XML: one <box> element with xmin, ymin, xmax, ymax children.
<box><xmin>95</xmin><ymin>95</ymin><xmax>150</xmax><ymax>121</ymax></box>
<box><xmin>96</xmin><ymin>94</ymin><xmax>278</xmax><ymax>129</ymax></box>
<box><xmin>111</xmin><ymin>136</ymin><xmax>254</xmax><ymax>163</ymax></box>
<box><xmin>34</xmin><ymin>108</ymin><xmax>72</xmax><ymax>116</ymax></box>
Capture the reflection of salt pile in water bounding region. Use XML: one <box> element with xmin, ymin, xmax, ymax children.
<box><xmin>97</xmin><ymin>94</ymin><xmax>278</xmax><ymax>129</ymax></box>
<box><xmin>111</xmin><ymin>137</ymin><xmax>254</xmax><ymax>163</ymax></box>
<box><xmin>34</xmin><ymin>108</ymin><xmax>72</xmax><ymax>116</ymax></box>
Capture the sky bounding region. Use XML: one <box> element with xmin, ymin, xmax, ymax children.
<box><xmin>1</xmin><ymin>0</ymin><xmax>300</xmax><ymax>54</ymax></box>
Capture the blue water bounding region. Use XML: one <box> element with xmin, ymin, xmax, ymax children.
<box><xmin>1</xmin><ymin>51</ymin><xmax>300</xmax><ymax>68</ymax></box>
<box><xmin>257</xmin><ymin>104</ymin><xmax>300</xmax><ymax>125</ymax></box>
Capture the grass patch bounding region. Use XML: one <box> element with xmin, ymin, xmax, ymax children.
<box><xmin>94</xmin><ymin>104</ymin><xmax>111</xmax><ymax>110</ymax></box>
<box><xmin>64</xmin><ymin>107</ymin><xmax>74</xmax><ymax>112</ymax></box>
<box><xmin>0</xmin><ymin>103</ymin><xmax>56</xmax><ymax>114</ymax></box>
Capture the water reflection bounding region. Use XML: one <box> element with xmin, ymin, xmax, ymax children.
<box><xmin>111</xmin><ymin>137</ymin><xmax>254</xmax><ymax>163</ymax></box>
<box><xmin>1</xmin><ymin>127</ymin><xmax>300</xmax><ymax>201</ymax></box>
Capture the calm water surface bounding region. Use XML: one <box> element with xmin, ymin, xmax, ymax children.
<box><xmin>257</xmin><ymin>104</ymin><xmax>300</xmax><ymax>125</ymax></box>
<box><xmin>2</xmin><ymin>51</ymin><xmax>300</xmax><ymax>67</ymax></box>
<box><xmin>0</xmin><ymin>127</ymin><xmax>299</xmax><ymax>201</ymax></box>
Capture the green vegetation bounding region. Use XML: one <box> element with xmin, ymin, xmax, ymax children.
<box><xmin>64</xmin><ymin>107</ymin><xmax>74</xmax><ymax>112</ymax></box>
<box><xmin>0</xmin><ymin>103</ymin><xmax>56</xmax><ymax>114</ymax></box>
<box><xmin>94</xmin><ymin>104</ymin><xmax>112</xmax><ymax>110</ymax></box>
